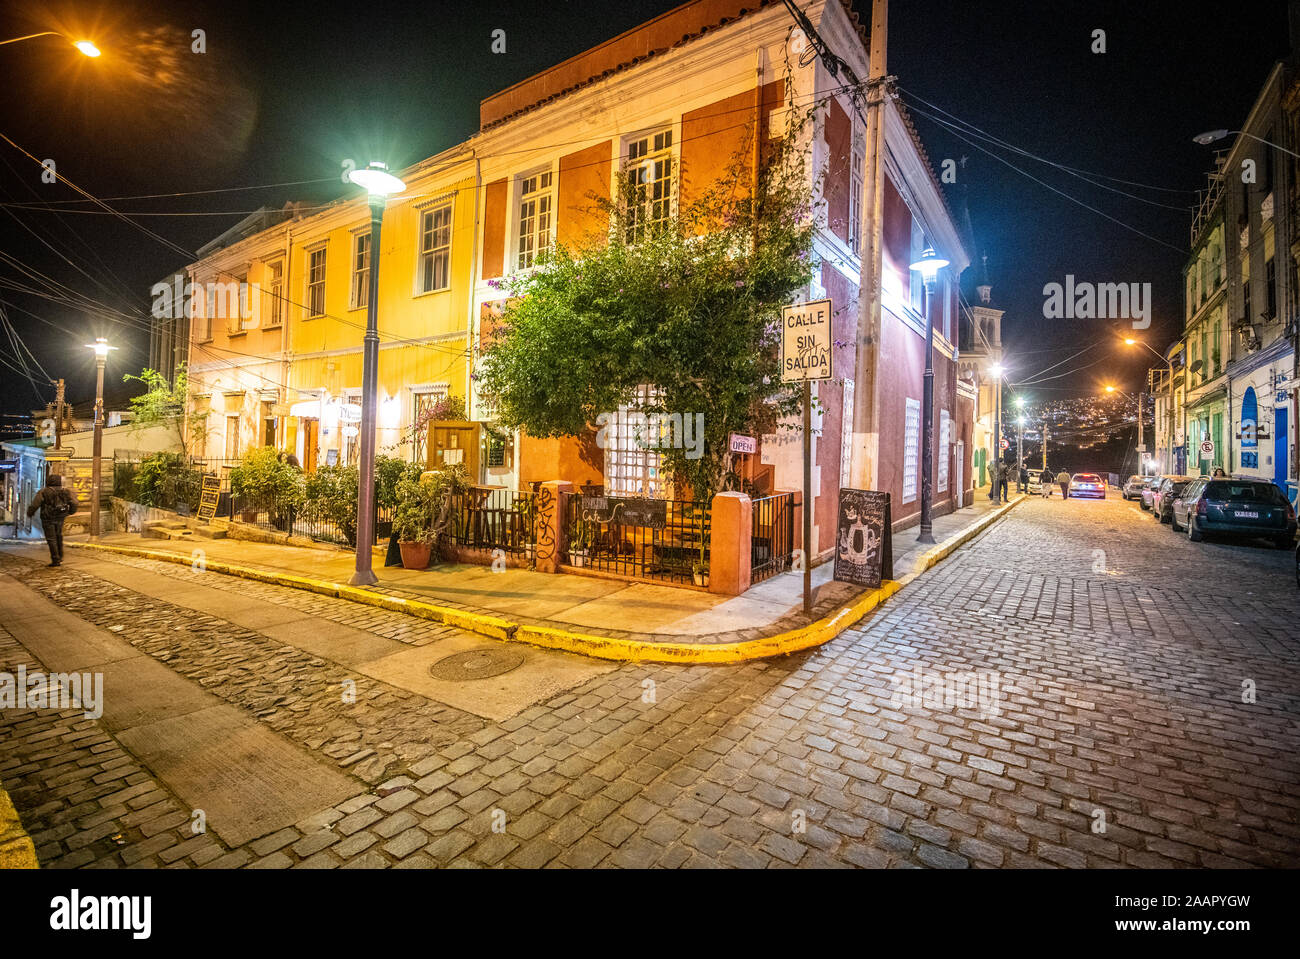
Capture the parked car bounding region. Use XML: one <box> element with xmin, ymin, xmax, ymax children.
<box><xmin>1138</xmin><ymin>476</ymin><xmax>1162</xmax><ymax>510</ymax></box>
<box><xmin>1121</xmin><ymin>475</ymin><xmax>1144</xmax><ymax>500</ymax></box>
<box><xmin>1067</xmin><ymin>473</ymin><xmax>1106</xmax><ymax>499</ymax></box>
<box><xmin>1170</xmin><ymin>477</ymin><xmax>1297</xmax><ymax>548</ymax></box>
<box><xmin>1151</xmin><ymin>475</ymin><xmax>1195</xmax><ymax>524</ymax></box>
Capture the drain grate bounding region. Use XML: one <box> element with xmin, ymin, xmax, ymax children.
<box><xmin>428</xmin><ymin>648</ymin><xmax>526</xmax><ymax>682</ymax></box>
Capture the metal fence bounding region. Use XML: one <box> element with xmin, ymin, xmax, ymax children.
<box><xmin>563</xmin><ymin>495</ymin><xmax>710</xmax><ymax>585</ymax></box>
<box><xmin>751</xmin><ymin>492</ymin><xmax>796</xmax><ymax>584</ymax></box>
<box><xmin>445</xmin><ymin>487</ymin><xmax>538</xmax><ymax>555</ymax></box>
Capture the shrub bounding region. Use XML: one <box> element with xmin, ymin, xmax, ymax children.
<box><xmin>229</xmin><ymin>447</ymin><xmax>301</xmax><ymax>512</ymax></box>
<box><xmin>302</xmin><ymin>464</ymin><xmax>359</xmax><ymax>546</ymax></box>
<box><xmin>375</xmin><ymin>454</ymin><xmax>423</xmax><ymax>512</ymax></box>
<box><xmin>133</xmin><ymin>452</ymin><xmax>201</xmax><ymax>511</ymax></box>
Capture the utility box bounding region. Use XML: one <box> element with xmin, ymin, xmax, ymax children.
<box><xmin>426</xmin><ymin>420</ymin><xmax>481</xmax><ymax>479</ymax></box>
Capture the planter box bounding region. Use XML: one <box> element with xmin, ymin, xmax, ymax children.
<box><xmin>398</xmin><ymin>541</ymin><xmax>432</xmax><ymax>570</ymax></box>
<box><xmin>568</xmin><ymin>550</ymin><xmax>588</xmax><ymax>567</ymax></box>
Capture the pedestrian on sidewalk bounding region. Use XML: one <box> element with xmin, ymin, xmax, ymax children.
<box><xmin>1041</xmin><ymin>469</ymin><xmax>1054</xmax><ymax>498</ymax></box>
<box><xmin>1056</xmin><ymin>469</ymin><xmax>1070</xmax><ymax>499</ymax></box>
<box><xmin>995</xmin><ymin>459</ymin><xmax>1010</xmax><ymax>504</ymax></box>
<box><xmin>26</xmin><ymin>473</ymin><xmax>78</xmax><ymax>567</ymax></box>
<box><xmin>1018</xmin><ymin>464</ymin><xmax>1029</xmax><ymax>492</ymax></box>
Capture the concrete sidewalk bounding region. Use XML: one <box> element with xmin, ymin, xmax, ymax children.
<box><xmin>64</xmin><ymin>492</ymin><xmax>1023</xmax><ymax>660</ymax></box>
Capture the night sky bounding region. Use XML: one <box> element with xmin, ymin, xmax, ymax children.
<box><xmin>0</xmin><ymin>0</ymin><xmax>1290</xmax><ymax>421</ymax></box>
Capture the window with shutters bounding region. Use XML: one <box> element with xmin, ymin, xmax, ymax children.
<box><xmin>903</xmin><ymin>397</ymin><xmax>920</xmax><ymax>503</ymax></box>
<box><xmin>938</xmin><ymin>409</ymin><xmax>950</xmax><ymax>493</ymax></box>
<box><xmin>516</xmin><ymin>171</ymin><xmax>553</xmax><ymax>270</ymax></box>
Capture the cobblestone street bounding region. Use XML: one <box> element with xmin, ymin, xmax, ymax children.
<box><xmin>2</xmin><ymin>493</ymin><xmax>1298</xmax><ymax>869</ymax></box>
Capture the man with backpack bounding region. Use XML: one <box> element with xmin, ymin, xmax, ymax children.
<box><xmin>26</xmin><ymin>473</ymin><xmax>78</xmax><ymax>567</ymax></box>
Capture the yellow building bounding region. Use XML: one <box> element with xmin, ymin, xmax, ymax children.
<box><xmin>182</xmin><ymin>147</ymin><xmax>477</xmax><ymax>469</ymax></box>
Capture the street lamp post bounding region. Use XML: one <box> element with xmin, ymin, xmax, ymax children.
<box><xmin>345</xmin><ymin>162</ymin><xmax>405</xmax><ymax>587</ymax></box>
<box><xmin>85</xmin><ymin>337</ymin><xmax>115</xmax><ymax>539</ymax></box>
<box><xmin>1014</xmin><ymin>396</ymin><xmax>1026</xmax><ymax>490</ymax></box>
<box><xmin>0</xmin><ymin>32</ymin><xmax>101</xmax><ymax>56</ymax></box>
<box><xmin>989</xmin><ymin>363</ymin><xmax>1004</xmax><ymax>502</ymax></box>
<box><xmin>909</xmin><ymin>247</ymin><xmax>949</xmax><ymax>544</ymax></box>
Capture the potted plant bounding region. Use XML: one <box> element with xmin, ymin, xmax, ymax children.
<box><xmin>566</xmin><ymin>514</ymin><xmax>594</xmax><ymax>567</ymax></box>
<box><xmin>229</xmin><ymin>447</ymin><xmax>300</xmax><ymax>524</ymax></box>
<box><xmin>692</xmin><ymin>560</ymin><xmax>709</xmax><ymax>588</ymax></box>
<box><xmin>391</xmin><ymin>474</ymin><xmax>436</xmax><ymax>569</ymax></box>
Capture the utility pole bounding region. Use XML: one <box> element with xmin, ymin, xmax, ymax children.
<box><xmin>86</xmin><ymin>339</ymin><xmax>113</xmax><ymax>540</ymax></box>
<box><xmin>51</xmin><ymin>378</ymin><xmax>65</xmax><ymax>449</ymax></box>
<box><xmin>1137</xmin><ymin>390</ymin><xmax>1145</xmax><ymax>475</ymax></box>
<box><xmin>849</xmin><ymin>0</ymin><xmax>889</xmax><ymax>491</ymax></box>
<box><xmin>1042</xmin><ymin>422</ymin><xmax>1049</xmax><ymax>470</ymax></box>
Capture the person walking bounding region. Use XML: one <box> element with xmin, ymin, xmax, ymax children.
<box><xmin>992</xmin><ymin>459</ymin><xmax>1008</xmax><ymax>504</ymax></box>
<box><xmin>1041</xmin><ymin>469</ymin><xmax>1054</xmax><ymax>498</ymax></box>
<box><xmin>1055</xmin><ymin>468</ymin><xmax>1070</xmax><ymax>499</ymax></box>
<box><xmin>26</xmin><ymin>473</ymin><xmax>78</xmax><ymax>567</ymax></box>
<box><xmin>1018</xmin><ymin>463</ymin><xmax>1029</xmax><ymax>493</ymax></box>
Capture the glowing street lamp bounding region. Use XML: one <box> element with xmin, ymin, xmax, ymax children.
<box><xmin>1193</xmin><ymin>128</ymin><xmax>1300</xmax><ymax>159</ymax></box>
<box><xmin>0</xmin><ymin>32</ymin><xmax>102</xmax><ymax>57</ymax></box>
<box><xmin>346</xmin><ymin>162</ymin><xmax>405</xmax><ymax>586</ymax></box>
<box><xmin>84</xmin><ymin>337</ymin><xmax>116</xmax><ymax>539</ymax></box>
<box><xmin>908</xmin><ymin>247</ymin><xmax>950</xmax><ymax>543</ymax></box>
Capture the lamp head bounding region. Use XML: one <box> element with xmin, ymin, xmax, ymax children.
<box><xmin>85</xmin><ymin>337</ymin><xmax>115</xmax><ymax>358</ymax></box>
<box><xmin>1192</xmin><ymin>129</ymin><xmax>1230</xmax><ymax>146</ymax></box>
<box><xmin>73</xmin><ymin>40</ymin><xmax>101</xmax><ymax>57</ymax></box>
<box><xmin>908</xmin><ymin>247</ymin><xmax>949</xmax><ymax>284</ymax></box>
<box><xmin>347</xmin><ymin>161</ymin><xmax>405</xmax><ymax>197</ymax></box>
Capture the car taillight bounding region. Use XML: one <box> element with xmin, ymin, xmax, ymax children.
<box><xmin>1286</xmin><ymin>502</ymin><xmax>1296</xmax><ymax>522</ymax></box>
<box><xmin>1196</xmin><ymin>497</ymin><xmax>1208</xmax><ymax>516</ymax></box>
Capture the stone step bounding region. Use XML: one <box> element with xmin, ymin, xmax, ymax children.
<box><xmin>193</xmin><ymin>526</ymin><xmax>228</xmax><ymax>539</ymax></box>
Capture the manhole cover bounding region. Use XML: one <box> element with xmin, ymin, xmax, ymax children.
<box><xmin>428</xmin><ymin>648</ymin><xmax>525</xmax><ymax>682</ymax></box>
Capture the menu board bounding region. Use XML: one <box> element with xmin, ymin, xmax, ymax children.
<box><xmin>833</xmin><ymin>489</ymin><xmax>893</xmax><ymax>588</ymax></box>
<box><xmin>197</xmin><ymin>474</ymin><xmax>221</xmax><ymax>521</ymax></box>
<box><xmin>581</xmin><ymin>495</ymin><xmax>667</xmax><ymax>530</ymax></box>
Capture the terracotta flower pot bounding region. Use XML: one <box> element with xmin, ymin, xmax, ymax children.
<box><xmin>399</xmin><ymin>541</ymin><xmax>432</xmax><ymax>570</ymax></box>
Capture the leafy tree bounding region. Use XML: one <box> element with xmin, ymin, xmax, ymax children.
<box><xmin>303</xmin><ymin>465</ymin><xmax>359</xmax><ymax>546</ymax></box>
<box><xmin>477</xmin><ymin>88</ymin><xmax>818</xmax><ymax>499</ymax></box>
<box><xmin>123</xmin><ymin>364</ymin><xmax>209</xmax><ymax>459</ymax></box>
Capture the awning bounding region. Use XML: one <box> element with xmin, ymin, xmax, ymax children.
<box><xmin>289</xmin><ymin>399</ymin><xmax>321</xmax><ymax>418</ymax></box>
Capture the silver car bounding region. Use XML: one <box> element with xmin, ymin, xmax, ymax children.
<box><xmin>1121</xmin><ymin>475</ymin><xmax>1144</xmax><ymax>500</ymax></box>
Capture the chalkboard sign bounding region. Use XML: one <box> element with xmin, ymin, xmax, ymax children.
<box><xmin>197</xmin><ymin>474</ymin><xmax>221</xmax><ymax>522</ymax></box>
<box><xmin>581</xmin><ymin>495</ymin><xmax>667</xmax><ymax>529</ymax></box>
<box><xmin>833</xmin><ymin>489</ymin><xmax>893</xmax><ymax>588</ymax></box>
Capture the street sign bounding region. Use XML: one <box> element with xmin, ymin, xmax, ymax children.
<box><xmin>729</xmin><ymin>433</ymin><xmax>757</xmax><ymax>454</ymax></box>
<box><xmin>1000</xmin><ymin>438</ymin><xmax>1009</xmax><ymax>451</ymax></box>
<box><xmin>1200</xmin><ymin>439</ymin><xmax>1215</xmax><ymax>458</ymax></box>
<box><xmin>780</xmin><ymin>299</ymin><xmax>833</xmax><ymax>382</ymax></box>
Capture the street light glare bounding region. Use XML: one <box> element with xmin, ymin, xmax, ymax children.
<box><xmin>907</xmin><ymin>247</ymin><xmax>950</xmax><ymax>283</ymax></box>
<box><xmin>73</xmin><ymin>40</ymin><xmax>101</xmax><ymax>57</ymax></box>
<box><xmin>348</xmin><ymin>161</ymin><xmax>405</xmax><ymax>196</ymax></box>
<box><xmin>1104</xmin><ymin>385</ymin><xmax>1116</xmax><ymax>393</ymax></box>
<box><xmin>85</xmin><ymin>337</ymin><xmax>115</xmax><ymax>357</ymax></box>
<box><xmin>1123</xmin><ymin>337</ymin><xmax>1136</xmax><ymax>345</ymax></box>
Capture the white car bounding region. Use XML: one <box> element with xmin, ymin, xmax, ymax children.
<box><xmin>1068</xmin><ymin>473</ymin><xmax>1106</xmax><ymax>499</ymax></box>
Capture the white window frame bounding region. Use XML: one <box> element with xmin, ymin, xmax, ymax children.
<box><xmin>840</xmin><ymin>378</ymin><xmax>855</xmax><ymax>490</ymax></box>
<box><xmin>411</xmin><ymin>384</ymin><xmax>450</xmax><ymax>463</ymax></box>
<box><xmin>350</xmin><ymin>231</ymin><xmax>370</xmax><ymax>311</ymax></box>
<box><xmin>848</xmin><ymin>143</ymin><xmax>864</xmax><ymax>255</ymax></box>
<box><xmin>264</xmin><ymin>258</ymin><xmax>284</xmax><ymax>329</ymax></box>
<box><xmin>306</xmin><ymin>246</ymin><xmax>327</xmax><ymax>318</ymax></box>
<box><xmin>938</xmin><ymin>408</ymin><xmax>950</xmax><ymax>493</ymax></box>
<box><xmin>604</xmin><ymin>384</ymin><xmax>664</xmax><ymax>498</ymax></box>
<box><xmin>515</xmin><ymin>168</ymin><xmax>554</xmax><ymax>271</ymax></box>
<box><xmin>225</xmin><ymin>413</ymin><xmax>241</xmax><ymax>460</ymax></box>
<box><xmin>417</xmin><ymin>202</ymin><xmax>452</xmax><ymax>294</ymax></box>
<box><xmin>903</xmin><ymin>397</ymin><xmax>920</xmax><ymax>503</ymax></box>
<box><xmin>621</xmin><ymin>127</ymin><xmax>676</xmax><ymax>245</ymax></box>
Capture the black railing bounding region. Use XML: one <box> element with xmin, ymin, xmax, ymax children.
<box><xmin>563</xmin><ymin>495</ymin><xmax>710</xmax><ymax>585</ymax></box>
<box><xmin>446</xmin><ymin>488</ymin><xmax>537</xmax><ymax>554</ymax></box>
<box><xmin>751</xmin><ymin>492</ymin><xmax>796</xmax><ymax>584</ymax></box>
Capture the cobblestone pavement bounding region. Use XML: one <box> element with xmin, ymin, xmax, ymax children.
<box><xmin>2</xmin><ymin>493</ymin><xmax>1298</xmax><ymax>868</ymax></box>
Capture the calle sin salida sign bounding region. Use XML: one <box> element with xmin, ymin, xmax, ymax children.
<box><xmin>781</xmin><ymin>299</ymin><xmax>832</xmax><ymax>382</ymax></box>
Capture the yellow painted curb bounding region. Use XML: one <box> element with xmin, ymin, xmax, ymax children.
<box><xmin>0</xmin><ymin>784</ymin><xmax>39</xmax><ymax>869</ymax></box>
<box><xmin>68</xmin><ymin>541</ymin><xmax>916</xmax><ymax>663</ymax></box>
